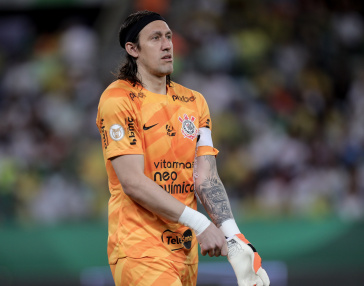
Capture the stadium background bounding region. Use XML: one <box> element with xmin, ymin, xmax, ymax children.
<box><xmin>0</xmin><ymin>0</ymin><xmax>364</xmax><ymax>285</ymax></box>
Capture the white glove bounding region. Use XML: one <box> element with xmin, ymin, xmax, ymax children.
<box><xmin>227</xmin><ymin>234</ymin><xmax>270</xmax><ymax>286</ymax></box>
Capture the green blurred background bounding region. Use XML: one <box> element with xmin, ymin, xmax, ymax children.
<box><xmin>0</xmin><ymin>0</ymin><xmax>364</xmax><ymax>285</ymax></box>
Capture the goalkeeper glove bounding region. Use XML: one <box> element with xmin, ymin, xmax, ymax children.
<box><xmin>227</xmin><ymin>234</ymin><xmax>270</xmax><ymax>286</ymax></box>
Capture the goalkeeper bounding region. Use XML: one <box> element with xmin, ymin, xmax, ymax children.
<box><xmin>96</xmin><ymin>10</ymin><xmax>269</xmax><ymax>286</ymax></box>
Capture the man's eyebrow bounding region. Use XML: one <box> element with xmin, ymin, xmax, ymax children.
<box><xmin>150</xmin><ymin>30</ymin><xmax>173</xmax><ymax>36</ymax></box>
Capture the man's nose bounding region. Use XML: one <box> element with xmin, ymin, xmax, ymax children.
<box><xmin>162</xmin><ymin>37</ymin><xmax>172</xmax><ymax>50</ymax></box>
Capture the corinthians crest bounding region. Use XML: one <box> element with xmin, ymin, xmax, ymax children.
<box><xmin>178</xmin><ymin>114</ymin><xmax>198</xmax><ymax>140</ymax></box>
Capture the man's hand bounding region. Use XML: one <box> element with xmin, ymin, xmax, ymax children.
<box><xmin>227</xmin><ymin>234</ymin><xmax>270</xmax><ymax>286</ymax></box>
<box><xmin>197</xmin><ymin>223</ymin><xmax>228</xmax><ymax>257</ymax></box>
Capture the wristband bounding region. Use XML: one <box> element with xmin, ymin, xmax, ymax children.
<box><xmin>178</xmin><ymin>206</ymin><xmax>211</xmax><ymax>236</ymax></box>
<box><xmin>219</xmin><ymin>218</ymin><xmax>241</xmax><ymax>239</ymax></box>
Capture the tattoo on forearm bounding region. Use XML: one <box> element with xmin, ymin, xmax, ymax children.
<box><xmin>196</xmin><ymin>156</ymin><xmax>233</xmax><ymax>227</ymax></box>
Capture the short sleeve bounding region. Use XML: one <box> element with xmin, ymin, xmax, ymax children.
<box><xmin>197</xmin><ymin>93</ymin><xmax>212</xmax><ymax>130</ymax></box>
<box><xmin>195</xmin><ymin>92</ymin><xmax>219</xmax><ymax>157</ymax></box>
<box><xmin>97</xmin><ymin>88</ymin><xmax>144</xmax><ymax>160</ymax></box>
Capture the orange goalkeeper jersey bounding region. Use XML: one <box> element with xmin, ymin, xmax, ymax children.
<box><xmin>96</xmin><ymin>79</ymin><xmax>218</xmax><ymax>265</ymax></box>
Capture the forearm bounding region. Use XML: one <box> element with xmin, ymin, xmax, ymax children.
<box><xmin>123</xmin><ymin>174</ymin><xmax>186</xmax><ymax>222</ymax></box>
<box><xmin>195</xmin><ymin>155</ymin><xmax>234</xmax><ymax>227</ymax></box>
<box><xmin>111</xmin><ymin>154</ymin><xmax>185</xmax><ymax>222</ymax></box>
<box><xmin>111</xmin><ymin>154</ymin><xmax>218</xmax><ymax>237</ymax></box>
<box><xmin>118</xmin><ymin>168</ymin><xmax>212</xmax><ymax>236</ymax></box>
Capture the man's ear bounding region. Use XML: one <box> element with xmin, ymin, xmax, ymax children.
<box><xmin>125</xmin><ymin>42</ymin><xmax>139</xmax><ymax>58</ymax></box>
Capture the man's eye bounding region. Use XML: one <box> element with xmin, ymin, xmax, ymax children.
<box><xmin>153</xmin><ymin>36</ymin><xmax>160</xmax><ymax>40</ymax></box>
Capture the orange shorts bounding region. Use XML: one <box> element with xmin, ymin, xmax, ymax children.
<box><xmin>110</xmin><ymin>256</ymin><xmax>198</xmax><ymax>286</ymax></box>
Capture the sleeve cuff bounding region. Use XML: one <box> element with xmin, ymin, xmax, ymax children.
<box><xmin>196</xmin><ymin>146</ymin><xmax>219</xmax><ymax>157</ymax></box>
<box><xmin>106</xmin><ymin>148</ymin><xmax>144</xmax><ymax>160</ymax></box>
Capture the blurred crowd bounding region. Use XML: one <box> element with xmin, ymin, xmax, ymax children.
<box><xmin>0</xmin><ymin>0</ymin><xmax>363</xmax><ymax>225</ymax></box>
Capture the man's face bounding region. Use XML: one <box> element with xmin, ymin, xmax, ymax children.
<box><xmin>135</xmin><ymin>20</ymin><xmax>173</xmax><ymax>77</ymax></box>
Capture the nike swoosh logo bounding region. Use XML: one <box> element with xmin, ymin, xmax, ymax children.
<box><xmin>143</xmin><ymin>123</ymin><xmax>158</xmax><ymax>130</ymax></box>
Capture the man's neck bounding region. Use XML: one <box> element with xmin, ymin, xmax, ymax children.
<box><xmin>143</xmin><ymin>77</ymin><xmax>167</xmax><ymax>95</ymax></box>
<box><xmin>137</xmin><ymin>67</ymin><xmax>167</xmax><ymax>95</ymax></box>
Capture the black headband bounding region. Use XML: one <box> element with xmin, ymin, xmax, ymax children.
<box><xmin>119</xmin><ymin>13</ymin><xmax>166</xmax><ymax>49</ymax></box>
